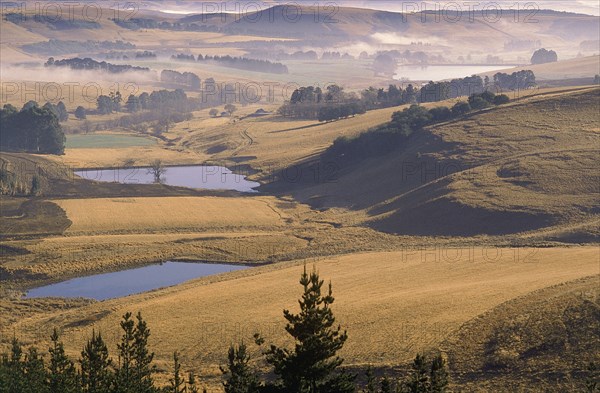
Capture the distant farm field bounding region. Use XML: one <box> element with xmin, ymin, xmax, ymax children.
<box><xmin>52</xmin><ymin>196</ymin><xmax>289</xmax><ymax>234</ymax></box>
<box><xmin>65</xmin><ymin>134</ymin><xmax>156</xmax><ymax>149</ymax></box>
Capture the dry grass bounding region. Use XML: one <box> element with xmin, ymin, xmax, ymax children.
<box><xmin>4</xmin><ymin>246</ymin><xmax>598</xmax><ymax>387</ymax></box>
<box><xmin>53</xmin><ymin>196</ymin><xmax>289</xmax><ymax>234</ymax></box>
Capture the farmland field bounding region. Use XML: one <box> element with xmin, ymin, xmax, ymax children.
<box><xmin>65</xmin><ymin>134</ymin><xmax>156</xmax><ymax>149</ymax></box>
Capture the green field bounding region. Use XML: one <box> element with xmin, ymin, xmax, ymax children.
<box><xmin>65</xmin><ymin>134</ymin><xmax>156</xmax><ymax>149</ymax></box>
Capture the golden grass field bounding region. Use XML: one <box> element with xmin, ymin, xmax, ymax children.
<box><xmin>1</xmin><ymin>7</ymin><xmax>600</xmax><ymax>389</ymax></box>
<box><xmin>54</xmin><ymin>196</ymin><xmax>288</xmax><ymax>234</ymax></box>
<box><xmin>6</xmin><ymin>246</ymin><xmax>598</xmax><ymax>389</ymax></box>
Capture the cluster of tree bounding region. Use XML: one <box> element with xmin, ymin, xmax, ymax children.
<box><xmin>22</xmin><ymin>39</ymin><xmax>134</xmax><ymax>56</ymax></box>
<box><xmin>418</xmin><ymin>75</ymin><xmax>486</xmax><ymax>103</ymax></box>
<box><xmin>199</xmin><ymin>55</ymin><xmax>288</xmax><ymax>74</ymax></box>
<box><xmin>161</xmin><ymin>70</ymin><xmax>201</xmax><ymax>90</ymax></box>
<box><xmin>96</xmin><ymin>92</ymin><xmax>123</xmax><ymax>114</ymax></box>
<box><xmin>171</xmin><ymin>53</ymin><xmax>196</xmax><ymax>62</ymax></box>
<box><xmin>493</xmin><ymin>70</ymin><xmax>536</xmax><ymax>91</ymax></box>
<box><xmin>103</xmin><ymin>52</ymin><xmax>131</xmax><ymax>61</ymax></box>
<box><xmin>5</xmin><ymin>12</ymin><xmax>100</xmax><ymax>29</ymax></box>
<box><xmin>0</xmin><ymin>268</ymin><xmax>452</xmax><ymax>393</ymax></box>
<box><xmin>97</xmin><ymin>89</ymin><xmax>191</xmax><ymax>116</ymax></box>
<box><xmin>318</xmin><ymin>103</ymin><xmax>366</xmax><ymax>122</ymax></box>
<box><xmin>531</xmin><ymin>48</ymin><xmax>558</xmax><ymax>64</ymax></box>
<box><xmin>45</xmin><ymin>57</ymin><xmax>150</xmax><ymax>73</ymax></box>
<box><xmin>594</xmin><ymin>75</ymin><xmax>600</xmax><ymax>85</ymax></box>
<box><xmin>111</xmin><ymin>17</ymin><xmax>219</xmax><ymax>32</ymax></box>
<box><xmin>278</xmin><ymin>85</ymin><xmax>364</xmax><ymax>120</ymax></box>
<box><xmin>321</xmin><ymin>51</ymin><xmax>355</xmax><ymax>60</ymax></box>
<box><xmin>0</xmin><ymin>160</ymin><xmax>42</xmax><ymax>196</ymax></box>
<box><xmin>0</xmin><ymin>103</ymin><xmax>65</xmax><ymax>155</ymax></box>
<box><xmin>136</xmin><ymin>51</ymin><xmax>157</xmax><ymax>59</ymax></box>
<box><xmin>361</xmin><ymin>85</ymin><xmax>417</xmax><ymax>110</ymax></box>
<box><xmin>324</xmin><ymin>92</ymin><xmax>510</xmax><ymax>167</ymax></box>
<box><xmin>209</xmin><ymin>104</ymin><xmax>237</xmax><ymax>117</ymax></box>
<box><xmin>41</xmin><ymin>101</ymin><xmax>69</xmax><ymax>122</ymax></box>
<box><xmin>0</xmin><ymin>312</ymin><xmax>203</xmax><ymax>393</ymax></box>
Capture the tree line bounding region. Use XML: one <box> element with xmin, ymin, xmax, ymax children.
<box><xmin>0</xmin><ymin>103</ymin><xmax>65</xmax><ymax>155</ymax></box>
<box><xmin>45</xmin><ymin>57</ymin><xmax>150</xmax><ymax>73</ymax></box>
<box><xmin>279</xmin><ymin>72</ymin><xmax>535</xmax><ymax>122</ymax></box>
<box><xmin>0</xmin><ymin>268</ymin><xmax>451</xmax><ymax>393</ymax></box>
<box><xmin>323</xmin><ymin>91</ymin><xmax>510</xmax><ymax>167</ymax></box>
<box><xmin>161</xmin><ymin>70</ymin><xmax>201</xmax><ymax>90</ymax></box>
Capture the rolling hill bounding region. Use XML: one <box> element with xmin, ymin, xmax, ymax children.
<box><xmin>272</xmin><ymin>87</ymin><xmax>600</xmax><ymax>240</ymax></box>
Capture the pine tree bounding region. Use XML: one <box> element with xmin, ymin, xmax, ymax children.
<box><xmin>256</xmin><ymin>266</ymin><xmax>355</xmax><ymax>393</ymax></box>
<box><xmin>132</xmin><ymin>312</ymin><xmax>157</xmax><ymax>392</ymax></box>
<box><xmin>80</xmin><ymin>330</ymin><xmax>113</xmax><ymax>393</ymax></box>
<box><xmin>429</xmin><ymin>355</ymin><xmax>449</xmax><ymax>393</ymax></box>
<box><xmin>24</xmin><ymin>347</ymin><xmax>49</xmax><ymax>393</ymax></box>
<box><xmin>168</xmin><ymin>351</ymin><xmax>185</xmax><ymax>393</ymax></box>
<box><xmin>221</xmin><ymin>343</ymin><xmax>260</xmax><ymax>393</ymax></box>
<box><xmin>364</xmin><ymin>366</ymin><xmax>376</xmax><ymax>393</ymax></box>
<box><xmin>5</xmin><ymin>337</ymin><xmax>25</xmax><ymax>393</ymax></box>
<box><xmin>48</xmin><ymin>329</ymin><xmax>79</xmax><ymax>393</ymax></box>
<box><xmin>187</xmin><ymin>371</ymin><xmax>200</xmax><ymax>393</ymax></box>
<box><xmin>403</xmin><ymin>354</ymin><xmax>430</xmax><ymax>393</ymax></box>
<box><xmin>115</xmin><ymin>313</ymin><xmax>136</xmax><ymax>393</ymax></box>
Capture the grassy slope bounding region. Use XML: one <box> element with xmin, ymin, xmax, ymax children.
<box><xmin>444</xmin><ymin>275</ymin><xmax>600</xmax><ymax>391</ymax></box>
<box><xmin>4</xmin><ymin>246</ymin><xmax>598</xmax><ymax>387</ymax></box>
<box><xmin>276</xmin><ymin>87</ymin><xmax>600</xmax><ymax>239</ymax></box>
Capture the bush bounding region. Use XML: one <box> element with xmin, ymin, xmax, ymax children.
<box><xmin>468</xmin><ymin>96</ymin><xmax>491</xmax><ymax>110</ymax></box>
<box><xmin>493</xmin><ymin>94</ymin><xmax>510</xmax><ymax>105</ymax></box>
<box><xmin>429</xmin><ymin>106</ymin><xmax>453</xmax><ymax>122</ymax></box>
<box><xmin>452</xmin><ymin>101</ymin><xmax>472</xmax><ymax>116</ymax></box>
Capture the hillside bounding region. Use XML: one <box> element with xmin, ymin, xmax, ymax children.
<box><xmin>444</xmin><ymin>276</ymin><xmax>600</xmax><ymax>391</ymax></box>
<box><xmin>274</xmin><ymin>87</ymin><xmax>600</xmax><ymax>240</ymax></box>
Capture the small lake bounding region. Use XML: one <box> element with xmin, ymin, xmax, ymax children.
<box><xmin>75</xmin><ymin>165</ymin><xmax>260</xmax><ymax>192</ymax></box>
<box><xmin>394</xmin><ymin>65</ymin><xmax>516</xmax><ymax>82</ymax></box>
<box><xmin>25</xmin><ymin>262</ymin><xmax>249</xmax><ymax>301</ymax></box>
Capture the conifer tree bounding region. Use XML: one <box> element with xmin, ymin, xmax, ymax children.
<box><xmin>132</xmin><ymin>312</ymin><xmax>157</xmax><ymax>392</ymax></box>
<box><xmin>187</xmin><ymin>371</ymin><xmax>200</xmax><ymax>393</ymax></box>
<box><xmin>168</xmin><ymin>351</ymin><xmax>185</xmax><ymax>393</ymax></box>
<box><xmin>403</xmin><ymin>354</ymin><xmax>430</xmax><ymax>393</ymax></box>
<box><xmin>80</xmin><ymin>330</ymin><xmax>113</xmax><ymax>393</ymax></box>
<box><xmin>48</xmin><ymin>329</ymin><xmax>79</xmax><ymax>393</ymax></box>
<box><xmin>24</xmin><ymin>347</ymin><xmax>49</xmax><ymax>393</ymax></box>
<box><xmin>115</xmin><ymin>313</ymin><xmax>136</xmax><ymax>393</ymax></box>
<box><xmin>255</xmin><ymin>266</ymin><xmax>355</xmax><ymax>393</ymax></box>
<box><xmin>221</xmin><ymin>343</ymin><xmax>260</xmax><ymax>393</ymax></box>
<box><xmin>429</xmin><ymin>355</ymin><xmax>449</xmax><ymax>393</ymax></box>
<box><xmin>364</xmin><ymin>366</ymin><xmax>376</xmax><ymax>393</ymax></box>
<box><xmin>5</xmin><ymin>337</ymin><xmax>25</xmax><ymax>393</ymax></box>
